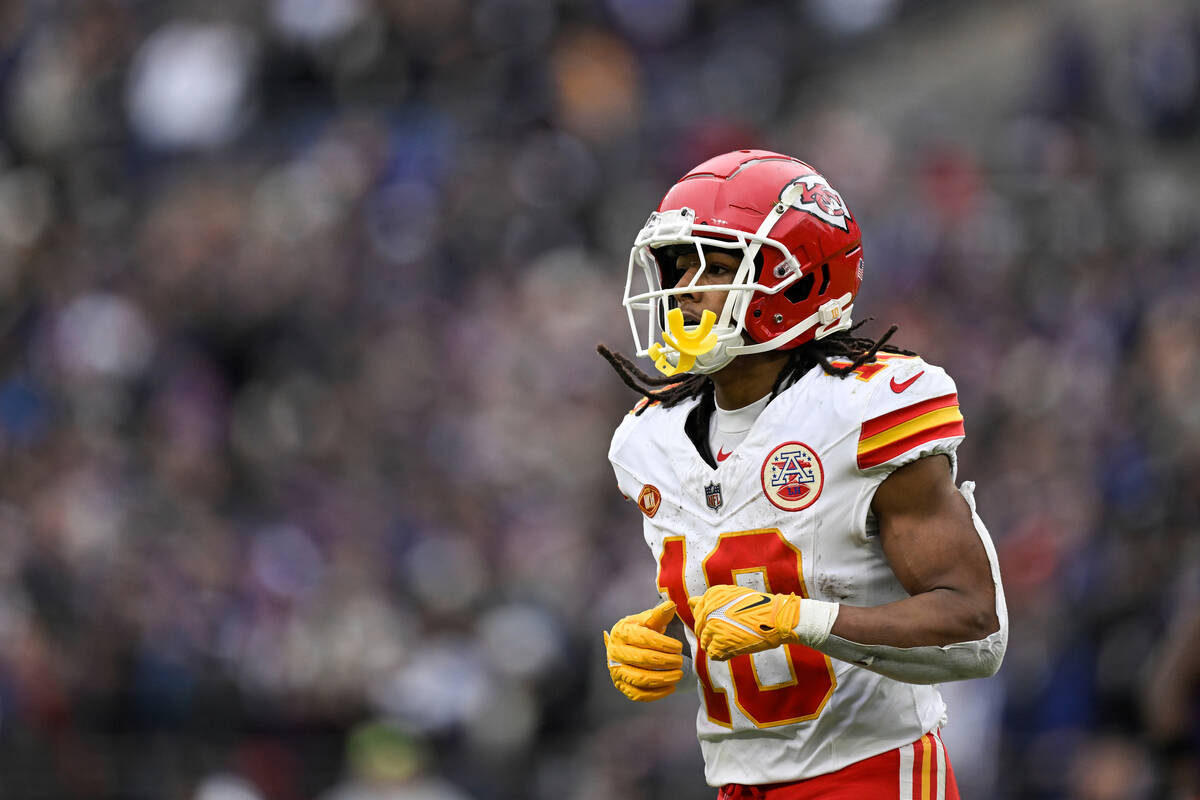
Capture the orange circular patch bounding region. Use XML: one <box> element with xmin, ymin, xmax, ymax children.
<box><xmin>637</xmin><ymin>484</ymin><xmax>661</xmax><ymax>518</ymax></box>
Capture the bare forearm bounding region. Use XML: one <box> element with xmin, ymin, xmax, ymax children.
<box><xmin>830</xmin><ymin>587</ymin><xmax>999</xmax><ymax>649</ymax></box>
<box><xmin>807</xmin><ymin>466</ymin><xmax>1008</xmax><ymax>683</ymax></box>
<box><xmin>800</xmin><ymin>588</ymin><xmax>1006</xmax><ymax>684</ymax></box>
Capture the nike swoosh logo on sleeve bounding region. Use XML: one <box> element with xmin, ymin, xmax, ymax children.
<box><xmin>889</xmin><ymin>370</ymin><xmax>924</xmax><ymax>393</ymax></box>
<box><xmin>716</xmin><ymin>448</ymin><xmax>732</xmax><ymax>462</ymax></box>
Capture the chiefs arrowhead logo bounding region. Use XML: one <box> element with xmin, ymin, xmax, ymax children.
<box><xmin>780</xmin><ymin>174</ymin><xmax>851</xmax><ymax>231</ymax></box>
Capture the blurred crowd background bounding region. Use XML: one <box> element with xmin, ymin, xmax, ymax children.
<box><xmin>0</xmin><ymin>0</ymin><xmax>1198</xmax><ymax>798</ymax></box>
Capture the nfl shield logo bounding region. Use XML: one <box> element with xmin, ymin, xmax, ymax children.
<box><xmin>705</xmin><ymin>482</ymin><xmax>723</xmax><ymax>512</ymax></box>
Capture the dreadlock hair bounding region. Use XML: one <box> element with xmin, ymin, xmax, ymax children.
<box><xmin>597</xmin><ymin>320</ymin><xmax>915</xmax><ymax>416</ymax></box>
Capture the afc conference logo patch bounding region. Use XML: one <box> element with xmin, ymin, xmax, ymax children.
<box><xmin>637</xmin><ymin>484</ymin><xmax>661</xmax><ymax>518</ymax></box>
<box><xmin>781</xmin><ymin>174</ymin><xmax>851</xmax><ymax>231</ymax></box>
<box><xmin>761</xmin><ymin>441</ymin><xmax>824</xmax><ymax>512</ymax></box>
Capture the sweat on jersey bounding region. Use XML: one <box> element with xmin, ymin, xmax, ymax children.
<box><xmin>608</xmin><ymin>354</ymin><xmax>966</xmax><ymax>787</ymax></box>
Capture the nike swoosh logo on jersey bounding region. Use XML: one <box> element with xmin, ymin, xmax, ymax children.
<box><xmin>890</xmin><ymin>370</ymin><xmax>925</xmax><ymax>393</ymax></box>
<box><xmin>716</xmin><ymin>447</ymin><xmax>732</xmax><ymax>462</ymax></box>
<box><xmin>735</xmin><ymin>595</ymin><xmax>771</xmax><ymax>614</ymax></box>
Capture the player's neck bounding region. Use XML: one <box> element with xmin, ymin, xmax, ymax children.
<box><xmin>710</xmin><ymin>351</ymin><xmax>792</xmax><ymax>410</ymax></box>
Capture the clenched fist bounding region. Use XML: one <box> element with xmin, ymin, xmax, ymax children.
<box><xmin>604</xmin><ymin>600</ymin><xmax>684</xmax><ymax>701</ymax></box>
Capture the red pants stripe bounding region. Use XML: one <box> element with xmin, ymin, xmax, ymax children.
<box><xmin>717</xmin><ymin>730</ymin><xmax>960</xmax><ymax>800</ymax></box>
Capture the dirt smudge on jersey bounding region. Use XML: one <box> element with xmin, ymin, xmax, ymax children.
<box><xmin>816</xmin><ymin>573</ymin><xmax>854</xmax><ymax>601</ymax></box>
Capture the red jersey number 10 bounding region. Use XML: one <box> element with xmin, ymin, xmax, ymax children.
<box><xmin>657</xmin><ymin>529</ymin><xmax>837</xmax><ymax>728</ymax></box>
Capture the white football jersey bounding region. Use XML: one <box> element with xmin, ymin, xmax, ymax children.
<box><xmin>609</xmin><ymin>354</ymin><xmax>969</xmax><ymax>787</ymax></box>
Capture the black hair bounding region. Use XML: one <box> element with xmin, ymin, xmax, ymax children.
<box><xmin>597</xmin><ymin>321</ymin><xmax>914</xmax><ymax>415</ymax></box>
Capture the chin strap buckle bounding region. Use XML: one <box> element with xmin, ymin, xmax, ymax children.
<box><xmin>817</xmin><ymin>298</ymin><xmax>844</xmax><ymax>327</ymax></box>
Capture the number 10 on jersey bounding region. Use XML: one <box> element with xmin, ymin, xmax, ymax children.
<box><xmin>657</xmin><ymin>529</ymin><xmax>837</xmax><ymax>728</ymax></box>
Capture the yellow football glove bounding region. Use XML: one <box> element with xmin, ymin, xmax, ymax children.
<box><xmin>604</xmin><ymin>600</ymin><xmax>684</xmax><ymax>702</ymax></box>
<box><xmin>689</xmin><ymin>585</ymin><xmax>802</xmax><ymax>661</ymax></box>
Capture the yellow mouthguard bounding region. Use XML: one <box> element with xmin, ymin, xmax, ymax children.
<box><xmin>666</xmin><ymin>308</ymin><xmax>718</xmax><ymax>355</ymax></box>
<box><xmin>648</xmin><ymin>309</ymin><xmax>718</xmax><ymax>376</ymax></box>
<box><xmin>649</xmin><ymin>343</ymin><xmax>695</xmax><ymax>376</ymax></box>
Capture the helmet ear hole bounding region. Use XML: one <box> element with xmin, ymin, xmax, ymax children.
<box><xmin>817</xmin><ymin>263</ymin><xmax>831</xmax><ymax>296</ymax></box>
<box><xmin>784</xmin><ymin>273</ymin><xmax>815</xmax><ymax>304</ymax></box>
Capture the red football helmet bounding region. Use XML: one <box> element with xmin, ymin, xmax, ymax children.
<box><xmin>624</xmin><ymin>150</ymin><xmax>864</xmax><ymax>375</ymax></box>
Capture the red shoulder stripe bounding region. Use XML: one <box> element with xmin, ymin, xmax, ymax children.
<box><xmin>860</xmin><ymin>393</ymin><xmax>958</xmax><ymax>440</ymax></box>
<box><xmin>857</xmin><ymin>420</ymin><xmax>965</xmax><ymax>469</ymax></box>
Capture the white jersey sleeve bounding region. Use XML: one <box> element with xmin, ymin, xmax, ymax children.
<box><xmin>609</xmin><ymin>397</ymin><xmax>675</xmax><ymax>525</ymax></box>
<box><xmin>853</xmin><ymin>357</ymin><xmax>965</xmax><ymax>480</ymax></box>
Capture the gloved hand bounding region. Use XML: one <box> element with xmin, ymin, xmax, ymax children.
<box><xmin>604</xmin><ymin>600</ymin><xmax>684</xmax><ymax>701</ymax></box>
<box><xmin>689</xmin><ymin>585</ymin><xmax>804</xmax><ymax>661</ymax></box>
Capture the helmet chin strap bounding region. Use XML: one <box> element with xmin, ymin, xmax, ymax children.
<box><xmin>728</xmin><ymin>294</ymin><xmax>854</xmax><ymax>356</ymax></box>
<box><xmin>687</xmin><ymin>344</ymin><xmax>735</xmax><ymax>374</ymax></box>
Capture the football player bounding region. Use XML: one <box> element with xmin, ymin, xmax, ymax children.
<box><xmin>600</xmin><ymin>150</ymin><xmax>1007</xmax><ymax>799</ymax></box>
